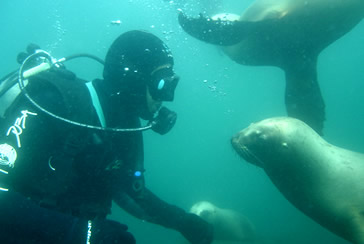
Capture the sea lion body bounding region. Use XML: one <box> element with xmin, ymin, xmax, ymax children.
<box><xmin>231</xmin><ymin>117</ymin><xmax>364</xmax><ymax>244</ymax></box>
<box><xmin>223</xmin><ymin>0</ymin><xmax>364</xmax><ymax>67</ymax></box>
<box><xmin>179</xmin><ymin>0</ymin><xmax>364</xmax><ymax>134</ymax></box>
<box><xmin>190</xmin><ymin>201</ymin><xmax>255</xmax><ymax>243</ymax></box>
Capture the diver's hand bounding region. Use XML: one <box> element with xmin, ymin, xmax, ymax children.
<box><xmin>179</xmin><ymin>213</ymin><xmax>214</xmax><ymax>244</ymax></box>
<box><xmin>17</xmin><ymin>43</ymin><xmax>41</xmax><ymax>64</ymax></box>
<box><xmin>150</xmin><ymin>106</ymin><xmax>177</xmax><ymax>135</ymax></box>
<box><xmin>90</xmin><ymin>219</ymin><xmax>136</xmax><ymax>244</ymax></box>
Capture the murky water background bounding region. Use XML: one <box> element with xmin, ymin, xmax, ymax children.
<box><xmin>1</xmin><ymin>1</ymin><xmax>363</xmax><ymax>243</ymax></box>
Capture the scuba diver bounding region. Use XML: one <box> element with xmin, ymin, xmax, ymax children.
<box><xmin>0</xmin><ymin>30</ymin><xmax>213</xmax><ymax>244</ymax></box>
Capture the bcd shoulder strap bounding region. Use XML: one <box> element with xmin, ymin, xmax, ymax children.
<box><xmin>30</xmin><ymin>69</ymin><xmax>99</xmax><ymax>126</ymax></box>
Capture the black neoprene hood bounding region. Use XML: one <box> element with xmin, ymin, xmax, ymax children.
<box><xmin>103</xmin><ymin>30</ymin><xmax>174</xmax><ymax>82</ymax></box>
<box><xmin>102</xmin><ymin>30</ymin><xmax>177</xmax><ymax>119</ymax></box>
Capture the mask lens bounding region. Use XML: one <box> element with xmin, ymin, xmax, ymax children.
<box><xmin>157</xmin><ymin>79</ymin><xmax>165</xmax><ymax>90</ymax></box>
<box><xmin>149</xmin><ymin>68</ymin><xmax>179</xmax><ymax>101</ymax></box>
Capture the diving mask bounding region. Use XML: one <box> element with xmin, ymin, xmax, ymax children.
<box><xmin>148</xmin><ymin>67</ymin><xmax>179</xmax><ymax>102</ymax></box>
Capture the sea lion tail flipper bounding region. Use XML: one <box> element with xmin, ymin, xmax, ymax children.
<box><xmin>178</xmin><ymin>12</ymin><xmax>246</xmax><ymax>46</ymax></box>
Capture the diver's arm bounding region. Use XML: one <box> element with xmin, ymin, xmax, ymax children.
<box><xmin>113</xmin><ymin>187</ymin><xmax>213</xmax><ymax>244</ymax></box>
<box><xmin>112</xmin><ymin>191</ymin><xmax>146</xmax><ymax>219</ymax></box>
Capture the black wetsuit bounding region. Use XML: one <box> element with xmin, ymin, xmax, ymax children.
<box><xmin>0</xmin><ymin>69</ymin><xmax>212</xmax><ymax>244</ymax></box>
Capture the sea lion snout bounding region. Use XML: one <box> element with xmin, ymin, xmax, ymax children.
<box><xmin>231</xmin><ymin>123</ymin><xmax>269</xmax><ymax>147</ymax></box>
<box><xmin>231</xmin><ymin>118</ymin><xmax>296</xmax><ymax>167</ymax></box>
<box><xmin>189</xmin><ymin>201</ymin><xmax>256</xmax><ymax>243</ymax></box>
<box><xmin>231</xmin><ymin>125</ymin><xmax>270</xmax><ymax>167</ymax></box>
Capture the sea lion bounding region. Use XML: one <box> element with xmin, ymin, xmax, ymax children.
<box><xmin>178</xmin><ymin>0</ymin><xmax>364</xmax><ymax>135</ymax></box>
<box><xmin>231</xmin><ymin>117</ymin><xmax>364</xmax><ymax>244</ymax></box>
<box><xmin>190</xmin><ymin>201</ymin><xmax>256</xmax><ymax>243</ymax></box>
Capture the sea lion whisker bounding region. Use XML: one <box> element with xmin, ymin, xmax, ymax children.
<box><xmin>241</xmin><ymin>145</ymin><xmax>264</xmax><ymax>167</ymax></box>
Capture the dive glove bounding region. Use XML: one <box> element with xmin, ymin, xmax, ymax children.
<box><xmin>179</xmin><ymin>213</ymin><xmax>214</xmax><ymax>244</ymax></box>
<box><xmin>17</xmin><ymin>43</ymin><xmax>41</xmax><ymax>64</ymax></box>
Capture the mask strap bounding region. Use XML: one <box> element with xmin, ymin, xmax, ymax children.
<box><xmin>150</xmin><ymin>64</ymin><xmax>172</xmax><ymax>76</ymax></box>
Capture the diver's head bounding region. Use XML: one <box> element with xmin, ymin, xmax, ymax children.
<box><xmin>103</xmin><ymin>30</ymin><xmax>179</xmax><ymax>119</ymax></box>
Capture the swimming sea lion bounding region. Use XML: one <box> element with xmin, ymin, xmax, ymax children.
<box><xmin>231</xmin><ymin>117</ymin><xmax>364</xmax><ymax>244</ymax></box>
<box><xmin>178</xmin><ymin>0</ymin><xmax>364</xmax><ymax>135</ymax></box>
<box><xmin>190</xmin><ymin>201</ymin><xmax>256</xmax><ymax>243</ymax></box>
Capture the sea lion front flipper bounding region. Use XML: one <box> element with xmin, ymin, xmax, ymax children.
<box><xmin>178</xmin><ymin>12</ymin><xmax>246</xmax><ymax>46</ymax></box>
<box><xmin>285</xmin><ymin>65</ymin><xmax>326</xmax><ymax>135</ymax></box>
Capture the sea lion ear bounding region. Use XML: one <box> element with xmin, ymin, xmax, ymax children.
<box><xmin>178</xmin><ymin>12</ymin><xmax>245</xmax><ymax>46</ymax></box>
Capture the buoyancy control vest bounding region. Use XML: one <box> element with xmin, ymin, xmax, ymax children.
<box><xmin>0</xmin><ymin>68</ymin><xmax>118</xmax><ymax>219</ymax></box>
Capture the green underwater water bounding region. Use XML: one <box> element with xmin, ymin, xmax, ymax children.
<box><xmin>1</xmin><ymin>0</ymin><xmax>363</xmax><ymax>243</ymax></box>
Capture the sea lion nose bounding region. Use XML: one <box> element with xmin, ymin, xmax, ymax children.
<box><xmin>231</xmin><ymin>133</ymin><xmax>240</xmax><ymax>146</ymax></box>
<box><xmin>231</xmin><ymin>133</ymin><xmax>245</xmax><ymax>154</ymax></box>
